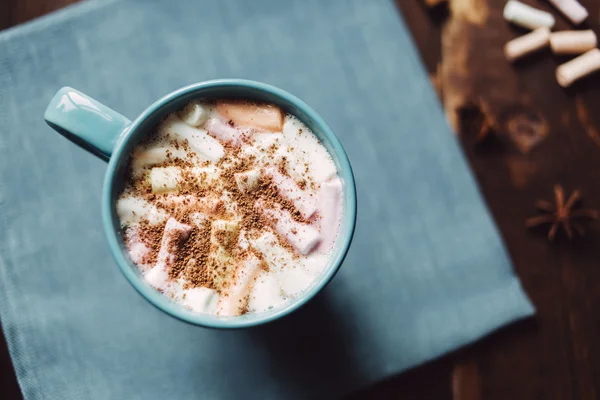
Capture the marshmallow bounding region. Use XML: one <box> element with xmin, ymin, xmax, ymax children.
<box><xmin>209</xmin><ymin>219</ymin><xmax>240</xmax><ymax>289</ymax></box>
<box><xmin>124</xmin><ymin>225</ymin><xmax>152</xmax><ymax>271</ymax></box>
<box><xmin>250</xmin><ymin>232</ymin><xmax>313</xmax><ymax>297</ymax></box>
<box><xmin>216</xmin><ymin>254</ymin><xmax>262</xmax><ymax>316</ymax></box>
<box><xmin>116</xmin><ymin>195</ymin><xmax>169</xmax><ymax>226</ymax></box>
<box><xmin>149</xmin><ymin>166</ymin><xmax>182</xmax><ymax>193</ymax></box>
<box><xmin>159</xmin><ymin>115</ymin><xmax>224</xmax><ymax>161</ymax></box>
<box><xmin>546</xmin><ymin>0</ymin><xmax>588</xmax><ymax>25</ymax></box>
<box><xmin>205</xmin><ymin>118</ymin><xmax>244</xmax><ymax>147</ymax></box>
<box><xmin>240</xmin><ymin>133</ymin><xmax>288</xmax><ymax>167</ymax></box>
<box><xmin>234</xmin><ymin>169</ymin><xmax>261</xmax><ymax>193</ymax></box>
<box><xmin>247</xmin><ymin>270</ymin><xmax>286</xmax><ymax>313</ymax></box>
<box><xmin>216</xmin><ymin>100</ymin><xmax>284</xmax><ymax>132</ymax></box>
<box><xmin>317</xmin><ymin>178</ymin><xmax>343</xmax><ymax>252</ymax></box>
<box><xmin>550</xmin><ymin>30</ymin><xmax>597</xmax><ymax>54</ymax></box>
<box><xmin>156</xmin><ymin>218</ymin><xmax>192</xmax><ymax>268</ymax></box>
<box><xmin>156</xmin><ymin>195</ymin><xmax>222</xmax><ymax>215</ymax></box>
<box><xmin>131</xmin><ymin>146</ymin><xmax>188</xmax><ymax>176</ymax></box>
<box><xmin>504</xmin><ymin>27</ymin><xmax>551</xmax><ymax>62</ymax></box>
<box><xmin>504</xmin><ymin>0</ymin><xmax>555</xmax><ymax>30</ymax></box>
<box><xmin>145</xmin><ymin>218</ymin><xmax>192</xmax><ymax>290</ymax></box>
<box><xmin>178</xmin><ymin>101</ymin><xmax>210</xmax><ymax>127</ymax></box>
<box><xmin>190</xmin><ymin>212</ymin><xmax>210</xmax><ymax>229</ymax></box>
<box><xmin>265</xmin><ymin>167</ymin><xmax>318</xmax><ymax>219</ymax></box>
<box><xmin>556</xmin><ymin>48</ymin><xmax>600</xmax><ymax>87</ymax></box>
<box><xmin>181</xmin><ymin>287</ymin><xmax>220</xmax><ymax>314</ymax></box>
<box><xmin>191</xmin><ymin>165</ymin><xmax>220</xmax><ymax>188</ymax></box>
<box><xmin>255</xmin><ymin>199</ymin><xmax>321</xmax><ymax>255</ymax></box>
<box><xmin>145</xmin><ymin>264</ymin><xmax>169</xmax><ymax>290</ymax></box>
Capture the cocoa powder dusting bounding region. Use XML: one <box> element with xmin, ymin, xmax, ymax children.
<box><xmin>121</xmin><ymin>108</ymin><xmax>313</xmax><ymax>294</ymax></box>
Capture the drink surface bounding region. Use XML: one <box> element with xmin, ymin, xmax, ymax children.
<box><xmin>117</xmin><ymin>100</ymin><xmax>343</xmax><ymax>316</ymax></box>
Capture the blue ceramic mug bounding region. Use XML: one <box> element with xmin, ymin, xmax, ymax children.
<box><xmin>44</xmin><ymin>80</ymin><xmax>356</xmax><ymax>328</ymax></box>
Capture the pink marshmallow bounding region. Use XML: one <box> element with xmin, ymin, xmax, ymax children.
<box><xmin>255</xmin><ymin>199</ymin><xmax>320</xmax><ymax>255</ymax></box>
<box><xmin>317</xmin><ymin>178</ymin><xmax>343</xmax><ymax>252</ymax></box>
<box><xmin>216</xmin><ymin>254</ymin><xmax>262</xmax><ymax>316</ymax></box>
<box><xmin>145</xmin><ymin>218</ymin><xmax>192</xmax><ymax>290</ymax></box>
<box><xmin>205</xmin><ymin>118</ymin><xmax>244</xmax><ymax>147</ymax></box>
<box><xmin>265</xmin><ymin>167</ymin><xmax>318</xmax><ymax>220</ymax></box>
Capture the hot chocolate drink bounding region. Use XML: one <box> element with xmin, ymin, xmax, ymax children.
<box><xmin>117</xmin><ymin>99</ymin><xmax>343</xmax><ymax>316</ymax></box>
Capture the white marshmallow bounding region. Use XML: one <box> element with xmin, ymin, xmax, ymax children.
<box><xmin>205</xmin><ymin>118</ymin><xmax>244</xmax><ymax>146</ymax></box>
<box><xmin>157</xmin><ymin>195</ymin><xmax>222</xmax><ymax>215</ymax></box>
<box><xmin>556</xmin><ymin>48</ymin><xmax>600</xmax><ymax>87</ymax></box>
<box><xmin>255</xmin><ymin>200</ymin><xmax>321</xmax><ymax>255</ymax></box>
<box><xmin>157</xmin><ymin>218</ymin><xmax>192</xmax><ymax>267</ymax></box>
<box><xmin>281</xmin><ymin>117</ymin><xmax>338</xmax><ymax>182</ymax></box>
<box><xmin>504</xmin><ymin>0</ymin><xmax>555</xmax><ymax>30</ymax></box>
<box><xmin>550</xmin><ymin>30</ymin><xmax>597</xmax><ymax>54</ymax></box>
<box><xmin>265</xmin><ymin>167</ymin><xmax>318</xmax><ymax>219</ymax></box>
<box><xmin>190</xmin><ymin>212</ymin><xmax>210</xmax><ymax>229</ymax></box>
<box><xmin>191</xmin><ymin>165</ymin><xmax>220</xmax><ymax>188</ymax></box>
<box><xmin>125</xmin><ymin>225</ymin><xmax>152</xmax><ymax>271</ymax></box>
<box><xmin>504</xmin><ymin>27</ymin><xmax>551</xmax><ymax>62</ymax></box>
<box><xmin>240</xmin><ymin>133</ymin><xmax>288</xmax><ymax>167</ymax></box>
<box><xmin>178</xmin><ymin>101</ymin><xmax>210</xmax><ymax>127</ymax></box>
<box><xmin>116</xmin><ymin>195</ymin><xmax>169</xmax><ymax>226</ymax></box>
<box><xmin>181</xmin><ymin>287</ymin><xmax>220</xmax><ymax>313</ymax></box>
<box><xmin>250</xmin><ymin>232</ymin><xmax>312</xmax><ymax>297</ymax></box>
<box><xmin>131</xmin><ymin>146</ymin><xmax>188</xmax><ymax>176</ymax></box>
<box><xmin>216</xmin><ymin>254</ymin><xmax>262</xmax><ymax>316</ymax></box>
<box><xmin>317</xmin><ymin>178</ymin><xmax>343</xmax><ymax>252</ymax></box>
<box><xmin>234</xmin><ymin>169</ymin><xmax>261</xmax><ymax>193</ymax></box>
<box><xmin>159</xmin><ymin>115</ymin><xmax>224</xmax><ymax>161</ymax></box>
<box><xmin>247</xmin><ymin>271</ymin><xmax>286</xmax><ymax>313</ymax></box>
<box><xmin>145</xmin><ymin>264</ymin><xmax>169</xmax><ymax>290</ymax></box>
<box><xmin>145</xmin><ymin>218</ymin><xmax>192</xmax><ymax>291</ymax></box>
<box><xmin>149</xmin><ymin>166</ymin><xmax>182</xmax><ymax>193</ymax></box>
<box><xmin>546</xmin><ymin>0</ymin><xmax>588</xmax><ymax>25</ymax></box>
<box><xmin>209</xmin><ymin>219</ymin><xmax>240</xmax><ymax>289</ymax></box>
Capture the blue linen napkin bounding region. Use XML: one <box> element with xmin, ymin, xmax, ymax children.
<box><xmin>0</xmin><ymin>0</ymin><xmax>535</xmax><ymax>398</ymax></box>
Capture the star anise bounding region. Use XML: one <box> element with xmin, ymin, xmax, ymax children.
<box><xmin>526</xmin><ymin>184</ymin><xmax>598</xmax><ymax>240</ymax></box>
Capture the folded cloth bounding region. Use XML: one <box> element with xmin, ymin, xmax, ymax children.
<box><xmin>0</xmin><ymin>0</ymin><xmax>535</xmax><ymax>398</ymax></box>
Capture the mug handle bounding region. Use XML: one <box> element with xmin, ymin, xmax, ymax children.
<box><xmin>44</xmin><ymin>87</ymin><xmax>132</xmax><ymax>161</ymax></box>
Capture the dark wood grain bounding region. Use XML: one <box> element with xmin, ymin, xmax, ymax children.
<box><xmin>2</xmin><ymin>1</ymin><xmax>600</xmax><ymax>399</ymax></box>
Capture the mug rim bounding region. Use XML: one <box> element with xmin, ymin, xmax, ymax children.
<box><xmin>102</xmin><ymin>79</ymin><xmax>357</xmax><ymax>328</ymax></box>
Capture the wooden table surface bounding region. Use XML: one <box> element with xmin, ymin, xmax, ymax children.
<box><xmin>2</xmin><ymin>1</ymin><xmax>600</xmax><ymax>399</ymax></box>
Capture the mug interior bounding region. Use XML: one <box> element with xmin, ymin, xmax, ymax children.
<box><xmin>103</xmin><ymin>80</ymin><xmax>357</xmax><ymax>328</ymax></box>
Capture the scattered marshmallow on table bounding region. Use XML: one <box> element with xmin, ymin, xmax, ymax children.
<box><xmin>550</xmin><ymin>30</ymin><xmax>597</xmax><ymax>55</ymax></box>
<box><xmin>504</xmin><ymin>0</ymin><xmax>555</xmax><ymax>30</ymax></box>
<box><xmin>556</xmin><ymin>48</ymin><xmax>600</xmax><ymax>87</ymax></box>
<box><xmin>546</xmin><ymin>0</ymin><xmax>588</xmax><ymax>25</ymax></box>
<box><xmin>504</xmin><ymin>27</ymin><xmax>551</xmax><ymax>62</ymax></box>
